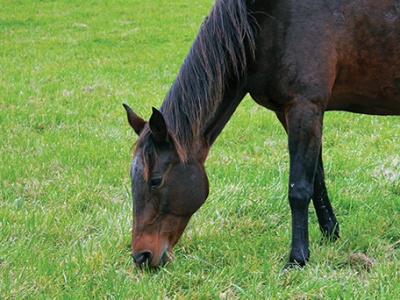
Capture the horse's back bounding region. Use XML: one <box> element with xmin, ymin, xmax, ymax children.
<box><xmin>248</xmin><ymin>0</ymin><xmax>400</xmax><ymax>116</ymax></box>
<box><xmin>330</xmin><ymin>0</ymin><xmax>400</xmax><ymax>115</ymax></box>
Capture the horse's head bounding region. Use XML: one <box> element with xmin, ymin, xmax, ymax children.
<box><xmin>123</xmin><ymin>104</ymin><xmax>209</xmax><ymax>268</ymax></box>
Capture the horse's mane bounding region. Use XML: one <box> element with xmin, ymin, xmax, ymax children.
<box><xmin>137</xmin><ymin>0</ymin><xmax>257</xmax><ymax>177</ymax></box>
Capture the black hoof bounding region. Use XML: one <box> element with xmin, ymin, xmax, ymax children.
<box><xmin>320</xmin><ymin>222</ymin><xmax>340</xmax><ymax>242</ymax></box>
<box><xmin>281</xmin><ymin>261</ymin><xmax>305</xmax><ymax>273</ymax></box>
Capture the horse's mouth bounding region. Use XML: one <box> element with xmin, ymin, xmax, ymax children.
<box><xmin>159</xmin><ymin>249</ymin><xmax>173</xmax><ymax>266</ymax></box>
<box><xmin>153</xmin><ymin>247</ymin><xmax>174</xmax><ymax>267</ymax></box>
<box><xmin>133</xmin><ymin>247</ymin><xmax>174</xmax><ymax>269</ymax></box>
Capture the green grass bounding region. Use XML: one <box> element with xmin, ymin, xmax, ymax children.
<box><xmin>1</xmin><ymin>0</ymin><xmax>399</xmax><ymax>298</ymax></box>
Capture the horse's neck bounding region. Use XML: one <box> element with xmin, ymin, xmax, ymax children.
<box><xmin>180</xmin><ymin>86</ymin><xmax>246</xmax><ymax>164</ymax></box>
<box><xmin>203</xmin><ymin>86</ymin><xmax>247</xmax><ymax>147</ymax></box>
<box><xmin>160</xmin><ymin>78</ymin><xmax>247</xmax><ymax>162</ymax></box>
<box><xmin>166</xmin><ymin>85</ymin><xmax>247</xmax><ymax>164</ymax></box>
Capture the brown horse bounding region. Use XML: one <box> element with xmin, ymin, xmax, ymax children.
<box><xmin>124</xmin><ymin>0</ymin><xmax>400</xmax><ymax>269</ymax></box>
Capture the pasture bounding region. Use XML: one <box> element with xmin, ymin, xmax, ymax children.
<box><xmin>1</xmin><ymin>0</ymin><xmax>399</xmax><ymax>298</ymax></box>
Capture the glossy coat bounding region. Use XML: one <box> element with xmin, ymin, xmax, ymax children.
<box><xmin>124</xmin><ymin>0</ymin><xmax>400</xmax><ymax>268</ymax></box>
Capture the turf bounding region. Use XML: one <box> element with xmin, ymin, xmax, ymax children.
<box><xmin>1</xmin><ymin>0</ymin><xmax>399</xmax><ymax>298</ymax></box>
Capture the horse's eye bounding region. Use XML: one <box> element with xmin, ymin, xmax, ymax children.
<box><xmin>149</xmin><ymin>178</ymin><xmax>162</xmax><ymax>190</ymax></box>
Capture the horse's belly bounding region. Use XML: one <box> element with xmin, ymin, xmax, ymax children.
<box><xmin>329</xmin><ymin>79</ymin><xmax>400</xmax><ymax>115</ymax></box>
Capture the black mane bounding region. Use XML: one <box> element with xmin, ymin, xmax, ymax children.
<box><xmin>137</xmin><ymin>0</ymin><xmax>257</xmax><ymax>167</ymax></box>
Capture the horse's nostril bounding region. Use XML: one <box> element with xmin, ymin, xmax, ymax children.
<box><xmin>132</xmin><ymin>250</ymin><xmax>153</xmax><ymax>266</ymax></box>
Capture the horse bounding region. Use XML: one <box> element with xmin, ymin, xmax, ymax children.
<box><xmin>124</xmin><ymin>0</ymin><xmax>400</xmax><ymax>269</ymax></box>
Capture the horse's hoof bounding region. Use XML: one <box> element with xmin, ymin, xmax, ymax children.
<box><xmin>320</xmin><ymin>222</ymin><xmax>340</xmax><ymax>242</ymax></box>
<box><xmin>281</xmin><ymin>261</ymin><xmax>305</xmax><ymax>273</ymax></box>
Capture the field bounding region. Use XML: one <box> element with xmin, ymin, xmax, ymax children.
<box><xmin>1</xmin><ymin>0</ymin><xmax>399</xmax><ymax>298</ymax></box>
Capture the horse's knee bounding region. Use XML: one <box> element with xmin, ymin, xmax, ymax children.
<box><xmin>288</xmin><ymin>183</ymin><xmax>313</xmax><ymax>210</ymax></box>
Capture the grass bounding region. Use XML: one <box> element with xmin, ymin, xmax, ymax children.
<box><xmin>1</xmin><ymin>0</ymin><xmax>399</xmax><ymax>298</ymax></box>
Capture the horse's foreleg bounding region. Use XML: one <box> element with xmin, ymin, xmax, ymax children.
<box><xmin>276</xmin><ymin>111</ymin><xmax>340</xmax><ymax>245</ymax></box>
<box><xmin>312</xmin><ymin>150</ymin><xmax>340</xmax><ymax>241</ymax></box>
<box><xmin>282</xmin><ymin>101</ymin><xmax>324</xmax><ymax>268</ymax></box>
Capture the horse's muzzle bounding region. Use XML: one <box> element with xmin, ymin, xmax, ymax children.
<box><xmin>132</xmin><ymin>248</ymin><xmax>171</xmax><ymax>269</ymax></box>
<box><xmin>132</xmin><ymin>250</ymin><xmax>153</xmax><ymax>267</ymax></box>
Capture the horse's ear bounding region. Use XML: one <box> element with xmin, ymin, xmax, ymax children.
<box><xmin>149</xmin><ymin>107</ymin><xmax>169</xmax><ymax>144</ymax></box>
<box><xmin>123</xmin><ymin>103</ymin><xmax>147</xmax><ymax>136</ymax></box>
